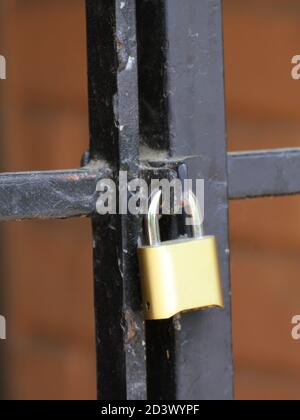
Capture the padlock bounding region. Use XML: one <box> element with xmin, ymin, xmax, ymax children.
<box><xmin>138</xmin><ymin>190</ymin><xmax>224</xmax><ymax>320</ymax></box>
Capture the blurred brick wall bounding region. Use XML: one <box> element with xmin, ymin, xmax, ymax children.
<box><xmin>1</xmin><ymin>0</ymin><xmax>300</xmax><ymax>400</ymax></box>
<box><xmin>1</xmin><ymin>0</ymin><xmax>96</xmax><ymax>400</ymax></box>
<box><xmin>224</xmin><ymin>0</ymin><xmax>300</xmax><ymax>400</ymax></box>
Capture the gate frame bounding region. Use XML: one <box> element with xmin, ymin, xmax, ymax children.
<box><xmin>0</xmin><ymin>0</ymin><xmax>298</xmax><ymax>400</ymax></box>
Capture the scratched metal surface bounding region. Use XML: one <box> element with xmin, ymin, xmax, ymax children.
<box><xmin>0</xmin><ymin>168</ymin><xmax>110</xmax><ymax>221</ymax></box>
<box><xmin>86</xmin><ymin>0</ymin><xmax>147</xmax><ymax>400</ymax></box>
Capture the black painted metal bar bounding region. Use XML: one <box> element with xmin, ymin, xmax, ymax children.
<box><xmin>115</xmin><ymin>0</ymin><xmax>147</xmax><ymax>401</ymax></box>
<box><xmin>1</xmin><ymin>147</ymin><xmax>298</xmax><ymax>222</ymax></box>
<box><xmin>228</xmin><ymin>149</ymin><xmax>300</xmax><ymax>199</ymax></box>
<box><xmin>86</xmin><ymin>0</ymin><xmax>147</xmax><ymax>400</ymax></box>
<box><xmin>0</xmin><ymin>168</ymin><xmax>110</xmax><ymax>221</ymax></box>
<box><xmin>141</xmin><ymin>0</ymin><xmax>233</xmax><ymax>400</ymax></box>
<box><xmin>0</xmin><ymin>164</ymin><xmax>179</xmax><ymax>223</ymax></box>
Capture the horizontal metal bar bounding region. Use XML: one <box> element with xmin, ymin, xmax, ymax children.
<box><xmin>0</xmin><ymin>168</ymin><xmax>111</xmax><ymax>221</ymax></box>
<box><xmin>228</xmin><ymin>149</ymin><xmax>300</xmax><ymax>199</ymax></box>
<box><xmin>2</xmin><ymin>147</ymin><xmax>298</xmax><ymax>221</ymax></box>
<box><xmin>0</xmin><ymin>164</ymin><xmax>178</xmax><ymax>222</ymax></box>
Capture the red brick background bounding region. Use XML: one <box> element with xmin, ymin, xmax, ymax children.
<box><xmin>0</xmin><ymin>0</ymin><xmax>299</xmax><ymax>400</ymax></box>
<box><xmin>224</xmin><ymin>0</ymin><xmax>300</xmax><ymax>400</ymax></box>
<box><xmin>0</xmin><ymin>0</ymin><xmax>96</xmax><ymax>400</ymax></box>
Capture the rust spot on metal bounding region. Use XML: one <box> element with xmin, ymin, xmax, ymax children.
<box><xmin>63</xmin><ymin>174</ymin><xmax>81</xmax><ymax>181</ymax></box>
<box><xmin>124</xmin><ymin>309</ymin><xmax>138</xmax><ymax>344</ymax></box>
<box><xmin>116</xmin><ymin>37</ymin><xmax>125</xmax><ymax>52</ymax></box>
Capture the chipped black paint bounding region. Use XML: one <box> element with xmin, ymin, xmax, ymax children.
<box><xmin>0</xmin><ymin>164</ymin><xmax>182</xmax><ymax>223</ymax></box>
<box><xmin>86</xmin><ymin>0</ymin><xmax>146</xmax><ymax>400</ymax></box>
<box><xmin>0</xmin><ymin>169</ymin><xmax>111</xmax><ymax>221</ymax></box>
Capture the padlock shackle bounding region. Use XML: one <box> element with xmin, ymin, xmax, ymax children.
<box><xmin>145</xmin><ymin>189</ymin><xmax>204</xmax><ymax>246</ymax></box>
<box><xmin>185</xmin><ymin>190</ymin><xmax>204</xmax><ymax>239</ymax></box>
<box><xmin>146</xmin><ymin>189</ymin><xmax>162</xmax><ymax>246</ymax></box>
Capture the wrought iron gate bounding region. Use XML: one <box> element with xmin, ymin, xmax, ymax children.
<box><xmin>1</xmin><ymin>0</ymin><xmax>299</xmax><ymax>400</ymax></box>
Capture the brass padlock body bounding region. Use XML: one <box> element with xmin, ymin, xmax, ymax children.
<box><xmin>138</xmin><ymin>235</ymin><xmax>224</xmax><ymax>320</ymax></box>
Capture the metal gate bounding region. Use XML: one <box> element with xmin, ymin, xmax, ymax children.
<box><xmin>1</xmin><ymin>0</ymin><xmax>299</xmax><ymax>400</ymax></box>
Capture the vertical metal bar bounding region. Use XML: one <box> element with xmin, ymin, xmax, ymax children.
<box><xmin>139</xmin><ymin>0</ymin><xmax>233</xmax><ymax>400</ymax></box>
<box><xmin>167</xmin><ymin>0</ymin><xmax>233</xmax><ymax>399</ymax></box>
<box><xmin>115</xmin><ymin>0</ymin><xmax>147</xmax><ymax>401</ymax></box>
<box><xmin>86</xmin><ymin>0</ymin><xmax>146</xmax><ymax>400</ymax></box>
